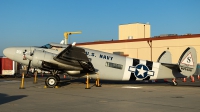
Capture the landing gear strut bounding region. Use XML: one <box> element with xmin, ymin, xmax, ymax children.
<box><xmin>171</xmin><ymin>78</ymin><xmax>178</xmax><ymax>86</ymax></box>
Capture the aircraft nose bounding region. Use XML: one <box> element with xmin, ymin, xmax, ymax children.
<box><xmin>3</xmin><ymin>47</ymin><xmax>15</xmax><ymax>59</ymax></box>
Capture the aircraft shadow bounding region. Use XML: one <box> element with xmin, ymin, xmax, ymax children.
<box><xmin>57</xmin><ymin>80</ymin><xmax>72</xmax><ymax>87</ymax></box>
<box><xmin>0</xmin><ymin>93</ymin><xmax>27</xmax><ymax>105</ymax></box>
<box><xmin>64</xmin><ymin>78</ymin><xmax>171</xmax><ymax>85</ymax></box>
<box><xmin>61</xmin><ymin>78</ymin><xmax>200</xmax><ymax>87</ymax></box>
<box><xmin>177</xmin><ymin>84</ymin><xmax>200</xmax><ymax>87</ymax></box>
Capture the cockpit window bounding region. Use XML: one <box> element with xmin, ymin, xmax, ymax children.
<box><xmin>40</xmin><ymin>44</ymin><xmax>52</xmax><ymax>49</ymax></box>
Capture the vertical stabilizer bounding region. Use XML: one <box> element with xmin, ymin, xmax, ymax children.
<box><xmin>178</xmin><ymin>47</ymin><xmax>197</xmax><ymax>76</ymax></box>
<box><xmin>157</xmin><ymin>51</ymin><xmax>172</xmax><ymax>63</ymax></box>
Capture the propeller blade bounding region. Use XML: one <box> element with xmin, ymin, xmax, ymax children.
<box><xmin>33</xmin><ymin>68</ymin><xmax>36</xmax><ymax>73</ymax></box>
<box><xmin>26</xmin><ymin>60</ymin><xmax>31</xmax><ymax>75</ymax></box>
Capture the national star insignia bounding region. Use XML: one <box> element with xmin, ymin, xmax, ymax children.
<box><xmin>128</xmin><ymin>64</ymin><xmax>155</xmax><ymax>79</ymax></box>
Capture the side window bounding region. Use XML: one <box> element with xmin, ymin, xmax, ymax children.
<box><xmin>105</xmin><ymin>62</ymin><xmax>123</xmax><ymax>69</ymax></box>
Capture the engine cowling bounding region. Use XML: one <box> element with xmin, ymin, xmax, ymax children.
<box><xmin>30</xmin><ymin>50</ymin><xmax>55</xmax><ymax>68</ymax></box>
<box><xmin>66</xmin><ymin>71</ymin><xmax>80</xmax><ymax>75</ymax></box>
<box><xmin>27</xmin><ymin>50</ymin><xmax>83</xmax><ymax>71</ymax></box>
<box><xmin>66</xmin><ymin>70</ymin><xmax>89</xmax><ymax>77</ymax></box>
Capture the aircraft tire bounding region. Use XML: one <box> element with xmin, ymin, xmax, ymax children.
<box><xmin>45</xmin><ymin>76</ymin><xmax>58</xmax><ymax>88</ymax></box>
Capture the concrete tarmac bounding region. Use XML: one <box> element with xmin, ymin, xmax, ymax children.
<box><xmin>0</xmin><ymin>76</ymin><xmax>200</xmax><ymax>112</ymax></box>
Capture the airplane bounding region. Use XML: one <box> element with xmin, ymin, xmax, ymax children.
<box><xmin>3</xmin><ymin>42</ymin><xmax>197</xmax><ymax>88</ymax></box>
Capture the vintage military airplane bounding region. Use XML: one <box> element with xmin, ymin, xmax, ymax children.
<box><xmin>3</xmin><ymin>42</ymin><xmax>197</xmax><ymax>88</ymax></box>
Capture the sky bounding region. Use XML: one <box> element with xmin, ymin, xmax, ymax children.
<box><xmin>0</xmin><ymin>0</ymin><xmax>200</xmax><ymax>56</ymax></box>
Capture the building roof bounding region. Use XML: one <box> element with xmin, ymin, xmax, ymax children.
<box><xmin>119</xmin><ymin>22</ymin><xmax>150</xmax><ymax>26</ymax></box>
<box><xmin>76</xmin><ymin>34</ymin><xmax>200</xmax><ymax>46</ymax></box>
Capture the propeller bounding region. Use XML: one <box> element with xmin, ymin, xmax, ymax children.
<box><xmin>23</xmin><ymin>49</ymin><xmax>34</xmax><ymax>76</ymax></box>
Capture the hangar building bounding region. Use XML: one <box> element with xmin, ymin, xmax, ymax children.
<box><xmin>76</xmin><ymin>23</ymin><xmax>200</xmax><ymax>64</ymax></box>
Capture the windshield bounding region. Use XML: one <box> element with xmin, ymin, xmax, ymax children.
<box><xmin>39</xmin><ymin>44</ymin><xmax>52</xmax><ymax>49</ymax></box>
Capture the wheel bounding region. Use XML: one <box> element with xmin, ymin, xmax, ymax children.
<box><xmin>45</xmin><ymin>76</ymin><xmax>58</xmax><ymax>88</ymax></box>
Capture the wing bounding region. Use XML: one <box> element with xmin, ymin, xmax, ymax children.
<box><xmin>53</xmin><ymin>45</ymin><xmax>95</xmax><ymax>72</ymax></box>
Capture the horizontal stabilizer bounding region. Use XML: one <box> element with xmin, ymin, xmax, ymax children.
<box><xmin>161</xmin><ymin>63</ymin><xmax>178</xmax><ymax>69</ymax></box>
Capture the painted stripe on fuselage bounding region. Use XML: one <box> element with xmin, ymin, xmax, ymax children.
<box><xmin>149</xmin><ymin>62</ymin><xmax>160</xmax><ymax>79</ymax></box>
<box><xmin>139</xmin><ymin>60</ymin><xmax>146</xmax><ymax>65</ymax></box>
<box><xmin>129</xmin><ymin>59</ymin><xmax>139</xmax><ymax>80</ymax></box>
<box><xmin>122</xmin><ymin>57</ymin><xmax>133</xmax><ymax>80</ymax></box>
<box><xmin>146</xmin><ymin>61</ymin><xmax>153</xmax><ymax>70</ymax></box>
<box><xmin>133</xmin><ymin>59</ymin><xmax>139</xmax><ymax>66</ymax></box>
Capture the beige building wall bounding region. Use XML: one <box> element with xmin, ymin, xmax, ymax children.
<box><xmin>152</xmin><ymin>37</ymin><xmax>200</xmax><ymax>63</ymax></box>
<box><xmin>77</xmin><ymin>35</ymin><xmax>200</xmax><ymax>63</ymax></box>
<box><xmin>119</xmin><ymin>23</ymin><xmax>150</xmax><ymax>40</ymax></box>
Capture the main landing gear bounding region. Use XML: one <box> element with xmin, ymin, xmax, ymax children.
<box><xmin>45</xmin><ymin>74</ymin><xmax>60</xmax><ymax>88</ymax></box>
<box><xmin>171</xmin><ymin>78</ymin><xmax>178</xmax><ymax>86</ymax></box>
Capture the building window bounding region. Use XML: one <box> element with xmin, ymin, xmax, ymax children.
<box><xmin>105</xmin><ymin>62</ymin><xmax>123</xmax><ymax>69</ymax></box>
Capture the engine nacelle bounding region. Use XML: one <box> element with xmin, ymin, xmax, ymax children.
<box><xmin>66</xmin><ymin>71</ymin><xmax>88</xmax><ymax>77</ymax></box>
<box><xmin>31</xmin><ymin>50</ymin><xmax>55</xmax><ymax>68</ymax></box>
<box><xmin>29</xmin><ymin>50</ymin><xmax>83</xmax><ymax>71</ymax></box>
<box><xmin>66</xmin><ymin>71</ymin><xmax>80</xmax><ymax>75</ymax></box>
